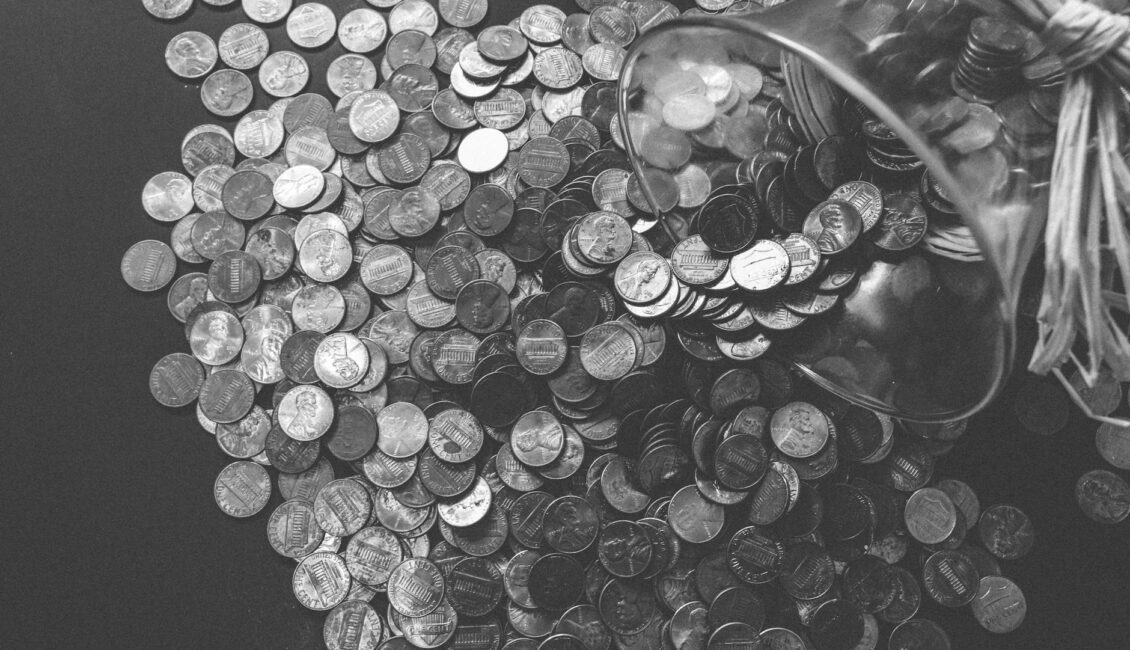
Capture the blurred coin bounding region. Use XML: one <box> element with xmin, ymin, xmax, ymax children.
<box><xmin>1076</xmin><ymin>469</ymin><xmax>1130</xmax><ymax>524</ymax></box>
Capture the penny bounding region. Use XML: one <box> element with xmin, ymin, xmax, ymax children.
<box><xmin>389</xmin><ymin>0</ymin><xmax>439</xmax><ymax>35</ymax></box>
<box><xmin>278</xmin><ymin>384</ymin><xmax>334</xmax><ymax>441</ymax></box>
<box><xmin>278</xmin><ymin>456</ymin><xmax>333</xmax><ymax>501</ymax></box>
<box><xmin>428</xmin><ymin>408</ymin><xmax>484</xmax><ymax>464</ymax></box>
<box><xmin>198</xmin><ymin>368</ymin><xmax>255</xmax><ymax>424</ymax></box>
<box><xmin>456</xmin><ymin>280</ymin><xmax>511</xmax><ymax>335</ymax></box>
<box><xmin>314</xmin><ymin>478</ymin><xmax>373</xmax><ymax>537</ymax></box>
<box><xmin>871</xmin><ymin>193</ymin><xmax>928</xmax><ymax>251</ymax></box>
<box><xmin>520</xmin><ymin>5</ymin><xmax>566</xmax><ymax>44</ymax></box>
<box><xmin>293</xmin><ymin>552</ymin><xmax>352</xmax><ymax>612</ymax></box>
<box><xmin>149</xmin><ymin>352</ymin><xmax>206</xmax><ymax>408</ymax></box>
<box><xmin>122</xmin><ymin>240</ymin><xmax>177</xmax><ymax>292</ymax></box>
<box><xmin>904</xmin><ymin>487</ymin><xmax>958</xmax><ymax>545</ymax></box>
<box><xmin>267</xmin><ymin>499</ymin><xmax>325</xmax><ymax>559</ymax></box>
<box><xmin>598</xmin><ymin>520</ymin><xmax>653</xmax><ymax>578</ymax></box>
<box><xmin>529</xmin><ymin>553</ymin><xmax>585</xmax><ymax>612</ymax></box>
<box><xmin>514</xmin><ymin>319</ymin><xmax>568</xmax><ymax>376</ymax></box>
<box><xmin>922</xmin><ymin>550</ymin><xmax>979</xmax><ymax>607</ymax></box>
<box><xmin>287</xmin><ymin>2</ymin><xmax>337</xmax><ymax>49</ymax></box>
<box><xmin>259</xmin><ymin>51</ymin><xmax>310</xmax><ymax>98</ymax></box>
<box><xmin>448</xmin><ymin>556</ymin><xmax>504</xmax><ymax>617</ymax></box>
<box><xmin>543</xmin><ymin>494</ymin><xmax>600</xmax><ymax>553</ymax></box>
<box><xmin>265</xmin><ymin>425</ymin><xmax>321</xmax><ymax>473</ymax></box>
<box><xmin>770</xmin><ymin>402</ymin><xmax>830</xmax><ymax>459</ymax></box>
<box><xmin>166</xmin><ymin>31</ymin><xmax>219</xmax><ymax>83</ymax></box>
<box><xmin>218</xmin><ymin>23</ymin><xmax>271</xmax><ymax>70</ymax></box>
<box><xmin>511</xmin><ymin>410</ymin><xmax>565</xmax><ymax>468</ymax></box>
<box><xmin>388</xmin><ymin>558</ymin><xmax>445</xmax><ymax>617</ymax></box>
<box><xmin>519</xmin><ymin>136</ymin><xmax>571</xmax><ymax>188</ymax></box>
<box><xmin>971</xmin><ymin>576</ymin><xmax>1026</xmax><ymax>634</ymax></box>
<box><xmin>377</xmin><ymin>401</ymin><xmax>429</xmax><ymax>459</ymax></box>
<box><xmin>978</xmin><ymin>504</ymin><xmax>1035</xmax><ymax>560</ymax></box>
<box><xmin>580</xmin><ymin>322</ymin><xmax>637</xmax><ymax>382</ymax></box>
<box><xmin>339</xmin><ymin>8</ymin><xmax>387</xmax><ymax>53</ymax></box>
<box><xmin>614</xmin><ymin>252</ymin><xmax>672</xmax><ymax>304</ymax></box>
<box><xmin>323</xmin><ymin>601</ymin><xmax>383</xmax><ymax>650</ymax></box>
<box><xmin>201</xmin><ymin>69</ymin><xmax>254</xmax><ymax>117</ymax></box>
<box><xmin>803</xmin><ymin>200</ymin><xmax>862</xmax><ymax>256</ymax></box>
<box><xmin>1076</xmin><ymin>469</ymin><xmax>1130</xmax><ymax>524</ymax></box>
<box><xmin>216</xmin><ymin>405</ymin><xmax>271</xmax><ymax>459</ymax></box>
<box><xmin>144</xmin><ymin>0</ymin><xmax>192</xmax><ymax>19</ymax></box>
<box><xmin>598</xmin><ymin>578</ymin><xmax>656</xmax><ymax>635</ymax></box>
<box><xmin>668</xmin><ymin>485</ymin><xmax>724</xmax><ymax>544</ymax></box>
<box><xmin>426</xmin><ymin>245</ymin><xmax>481</xmax><ymax>301</ymax></box>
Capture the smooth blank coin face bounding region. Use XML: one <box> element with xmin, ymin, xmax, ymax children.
<box><xmin>457</xmin><ymin>128</ymin><xmax>508</xmax><ymax>173</ymax></box>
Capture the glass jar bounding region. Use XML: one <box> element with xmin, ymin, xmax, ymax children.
<box><xmin>618</xmin><ymin>0</ymin><xmax>1055</xmax><ymax>422</ymax></box>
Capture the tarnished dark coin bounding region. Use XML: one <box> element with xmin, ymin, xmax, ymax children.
<box><xmin>978</xmin><ymin>504</ymin><xmax>1035</xmax><ymax>560</ymax></box>
<box><xmin>1075</xmin><ymin>469</ymin><xmax>1130</xmax><ymax>524</ymax></box>
<box><xmin>713</xmin><ymin>434</ymin><xmax>768</xmax><ymax>490</ymax></box>
<box><xmin>922</xmin><ymin>550</ymin><xmax>979</xmax><ymax>607</ymax></box>
<box><xmin>448</xmin><ymin>556</ymin><xmax>504</xmax><ymax>617</ymax></box>
<box><xmin>265</xmin><ymin>425</ymin><xmax>320</xmax><ymax>473</ymax></box>
<box><xmin>888</xmin><ymin>619</ymin><xmax>952</xmax><ymax>650</ymax></box>
<box><xmin>971</xmin><ymin>576</ymin><xmax>1026</xmax><ymax>634</ymax></box>
<box><xmin>543</xmin><ymin>494</ymin><xmax>600</xmax><ymax>554</ymax></box>
<box><xmin>529</xmin><ymin>553</ymin><xmax>585</xmax><ymax>611</ymax></box>
<box><xmin>456</xmin><ymin>280</ymin><xmax>510</xmax><ymax>335</ymax></box>
<box><xmin>198</xmin><ymin>368</ymin><xmax>256</xmax><ymax>424</ymax></box>
<box><xmin>778</xmin><ymin>542</ymin><xmax>834</xmax><ymax>600</ymax></box>
<box><xmin>698</xmin><ymin>195</ymin><xmax>758</xmax><ymax>255</ymax></box>
<box><xmin>598</xmin><ymin>520</ymin><xmax>654</xmax><ymax>581</ymax></box>
<box><xmin>598</xmin><ymin>579</ymin><xmax>655</xmax><ymax>635</ymax></box>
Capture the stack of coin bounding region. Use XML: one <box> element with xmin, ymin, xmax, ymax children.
<box><xmin>951</xmin><ymin>16</ymin><xmax>1031</xmax><ymax>105</ymax></box>
<box><xmin>861</xmin><ymin>119</ymin><xmax>922</xmax><ymax>175</ymax></box>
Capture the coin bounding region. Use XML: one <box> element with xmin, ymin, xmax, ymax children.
<box><xmin>770</xmin><ymin>402</ymin><xmax>830</xmax><ymax>459</ymax></box>
<box><xmin>377</xmin><ymin>401</ymin><xmax>429</xmax><ymax>458</ymax></box>
<box><xmin>293</xmin><ymin>552</ymin><xmax>352</xmax><ymax>611</ymax></box>
<box><xmin>201</xmin><ymin>69</ymin><xmax>254</xmax><ymax>117</ymax></box>
<box><xmin>267</xmin><ymin>499</ymin><xmax>325</xmax><ymax>559</ymax></box>
<box><xmin>388</xmin><ymin>558</ymin><xmax>445</xmax><ymax>617</ymax></box>
<box><xmin>214</xmin><ymin>460</ymin><xmax>272</xmax><ymax>517</ymax></box>
<box><xmin>122</xmin><ymin>240</ymin><xmax>177</xmax><ymax>292</ymax></box>
<box><xmin>166</xmin><ymin>31</ymin><xmax>218</xmax><ymax>80</ymax></box>
<box><xmin>978</xmin><ymin>504</ymin><xmax>1035</xmax><ymax>559</ymax></box>
<box><xmin>904</xmin><ymin>487</ymin><xmax>958</xmax><ymax>544</ymax></box>
<box><xmin>278</xmin><ymin>384</ymin><xmax>334</xmax><ymax>441</ymax></box>
<box><xmin>970</xmin><ymin>576</ymin><xmax>1026</xmax><ymax>634</ymax></box>
<box><xmin>511</xmin><ymin>410</ymin><xmax>565</xmax><ymax>468</ymax></box>
<box><xmin>150</xmin><ymin>352</ymin><xmax>206</xmax><ymax>407</ymax></box>
<box><xmin>260</xmin><ymin>51</ymin><xmax>310</xmax><ymax>97</ymax></box>
<box><xmin>339</xmin><ymin>8</ymin><xmax>387</xmax><ymax>53</ymax></box>
<box><xmin>1076</xmin><ymin>469</ymin><xmax>1130</xmax><ymax>524</ymax></box>
<box><xmin>287</xmin><ymin>2</ymin><xmax>336</xmax><ymax>49</ymax></box>
<box><xmin>218</xmin><ymin>23</ymin><xmax>271</xmax><ymax>70</ymax></box>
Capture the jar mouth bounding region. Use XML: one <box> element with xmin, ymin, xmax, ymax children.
<box><xmin>617</xmin><ymin>10</ymin><xmax>1032</xmax><ymax>422</ymax></box>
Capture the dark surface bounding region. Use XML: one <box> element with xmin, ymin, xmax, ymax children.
<box><xmin>2</xmin><ymin>1</ymin><xmax>1129</xmax><ymax>648</ymax></box>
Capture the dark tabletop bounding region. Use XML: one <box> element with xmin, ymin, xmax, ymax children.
<box><xmin>2</xmin><ymin>0</ymin><xmax>1127</xmax><ymax>648</ymax></box>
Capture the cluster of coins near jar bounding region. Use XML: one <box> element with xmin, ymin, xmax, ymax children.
<box><xmin>620</xmin><ymin>3</ymin><xmax>1066</xmax><ymax>348</ymax></box>
<box><xmin>127</xmin><ymin>0</ymin><xmax>1032</xmax><ymax>648</ymax></box>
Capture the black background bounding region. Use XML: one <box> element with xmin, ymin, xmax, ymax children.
<box><xmin>2</xmin><ymin>0</ymin><xmax>1129</xmax><ymax>648</ymax></box>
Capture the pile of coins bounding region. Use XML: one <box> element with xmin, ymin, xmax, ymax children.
<box><xmin>125</xmin><ymin>0</ymin><xmax>1042</xmax><ymax>648</ymax></box>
